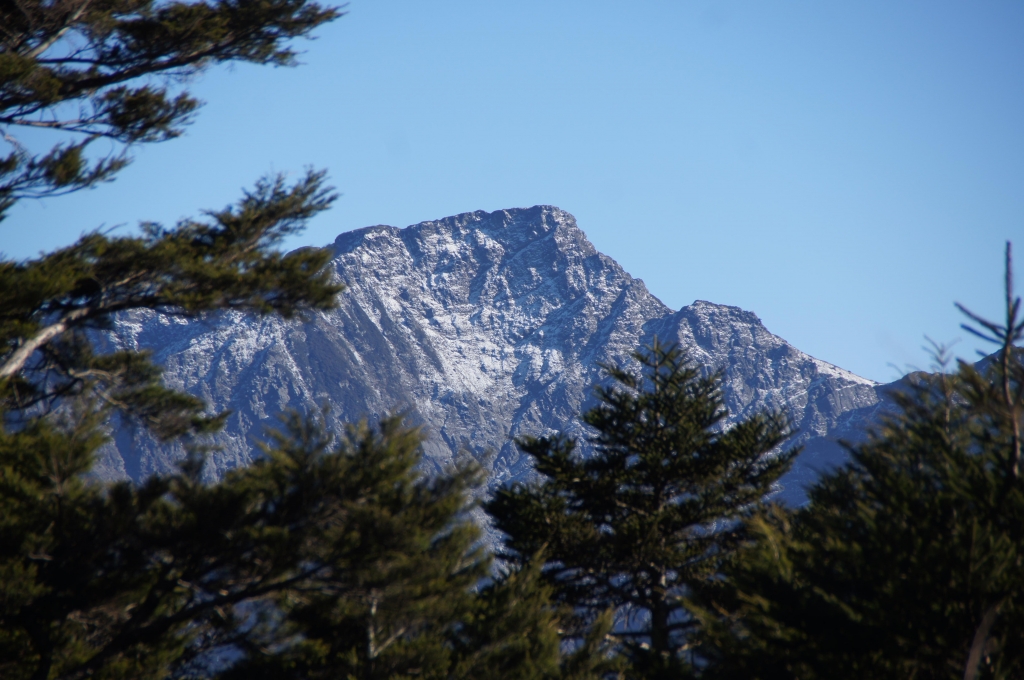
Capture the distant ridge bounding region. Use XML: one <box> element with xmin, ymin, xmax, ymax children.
<box><xmin>100</xmin><ymin>206</ymin><xmax>892</xmax><ymax>503</ymax></box>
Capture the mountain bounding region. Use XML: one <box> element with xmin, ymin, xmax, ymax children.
<box><xmin>97</xmin><ymin>206</ymin><xmax>893</xmax><ymax>503</ymax></box>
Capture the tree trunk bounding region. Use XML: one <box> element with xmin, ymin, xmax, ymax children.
<box><xmin>963</xmin><ymin>601</ymin><xmax>1002</xmax><ymax>680</ymax></box>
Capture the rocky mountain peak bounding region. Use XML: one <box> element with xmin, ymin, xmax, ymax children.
<box><xmin>100</xmin><ymin>206</ymin><xmax>889</xmax><ymax>503</ymax></box>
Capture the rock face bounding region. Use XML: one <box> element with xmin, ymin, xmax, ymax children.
<box><xmin>100</xmin><ymin>206</ymin><xmax>890</xmax><ymax>502</ymax></box>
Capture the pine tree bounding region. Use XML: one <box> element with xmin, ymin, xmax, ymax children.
<box><xmin>1</xmin><ymin>0</ymin><xmax>344</xmax><ymax>432</ymax></box>
<box><xmin>206</xmin><ymin>414</ymin><xmax>613</xmax><ymax>680</ymax></box>
<box><xmin>690</xmin><ymin>244</ymin><xmax>1024</xmax><ymax>680</ymax></box>
<box><xmin>217</xmin><ymin>413</ymin><xmax>490</xmax><ymax>680</ymax></box>
<box><xmin>0</xmin><ymin>169</ymin><xmax>341</xmax><ymax>436</ymax></box>
<box><xmin>0</xmin><ymin>2</ymin><xmax>352</xmax><ymax>676</ymax></box>
<box><xmin>1</xmin><ymin>409</ymin><xmax>472</xmax><ymax>679</ymax></box>
<box><xmin>0</xmin><ymin>0</ymin><xmax>340</xmax><ymax>220</ymax></box>
<box><xmin>485</xmin><ymin>339</ymin><xmax>796</xmax><ymax>678</ymax></box>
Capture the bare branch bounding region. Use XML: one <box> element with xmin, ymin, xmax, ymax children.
<box><xmin>0</xmin><ymin>311</ymin><xmax>88</xmax><ymax>380</ymax></box>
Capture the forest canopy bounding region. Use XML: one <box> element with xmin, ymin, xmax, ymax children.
<box><xmin>1</xmin><ymin>2</ymin><xmax>1021</xmax><ymax>679</ymax></box>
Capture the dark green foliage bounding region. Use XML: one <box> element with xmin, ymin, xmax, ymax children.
<box><xmin>0</xmin><ymin>0</ymin><xmax>343</xmax><ymax>438</ymax></box>
<box><xmin>224</xmin><ymin>418</ymin><xmax>617</xmax><ymax>680</ymax></box>
<box><xmin>0</xmin><ymin>0</ymin><xmax>341</xmax><ymax>219</ymax></box>
<box><xmin>486</xmin><ymin>339</ymin><xmax>796</xmax><ymax>677</ymax></box>
<box><xmin>1</xmin><ymin>168</ymin><xmax>341</xmax><ymax>437</ymax></box>
<box><xmin>448</xmin><ymin>561</ymin><xmax>565</xmax><ymax>680</ymax></box>
<box><xmin>0</xmin><ymin>406</ymin><xmax>334</xmax><ymax>680</ymax></box>
<box><xmin>0</xmin><ymin>1</ymin><xmax>612</xmax><ymax>675</ymax></box>
<box><xmin>0</xmin><ymin>409</ymin><xmax>481</xmax><ymax>679</ymax></box>
<box><xmin>0</xmin><ymin>404</ymin><xmax>614</xmax><ymax>679</ymax></box>
<box><xmin>449</xmin><ymin>560</ymin><xmax>623</xmax><ymax>680</ymax></box>
<box><xmin>0</xmin><ymin>3</ymin><xmax>356</xmax><ymax>675</ymax></box>
<box><xmin>690</xmin><ymin>245</ymin><xmax>1024</xmax><ymax>680</ymax></box>
<box><xmin>219</xmin><ymin>413</ymin><xmax>490</xmax><ymax>680</ymax></box>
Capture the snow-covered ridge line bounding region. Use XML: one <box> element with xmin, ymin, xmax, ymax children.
<box><xmin>100</xmin><ymin>205</ymin><xmax>887</xmax><ymax>504</ymax></box>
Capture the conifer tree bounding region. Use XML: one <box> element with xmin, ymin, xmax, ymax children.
<box><xmin>450</xmin><ymin>560</ymin><xmax>623</xmax><ymax>680</ymax></box>
<box><xmin>1</xmin><ymin>409</ymin><xmax>484</xmax><ymax>678</ymax></box>
<box><xmin>690</xmin><ymin>244</ymin><xmax>1024</xmax><ymax>680</ymax></box>
<box><xmin>216</xmin><ymin>413</ymin><xmax>490</xmax><ymax>680</ymax></box>
<box><xmin>0</xmin><ymin>407</ymin><xmax>494</xmax><ymax>679</ymax></box>
<box><xmin>0</xmin><ymin>2</ymin><xmax>353</xmax><ymax>676</ymax></box>
<box><xmin>485</xmin><ymin>340</ymin><xmax>796</xmax><ymax>678</ymax></box>
<box><xmin>1</xmin><ymin>0</ymin><xmax>344</xmax><ymax>435</ymax></box>
<box><xmin>0</xmin><ymin>0</ymin><xmax>341</xmax><ymax>220</ymax></box>
<box><xmin>0</xmin><ymin>4</ymin><xmax>619</xmax><ymax>677</ymax></box>
<box><xmin>0</xmin><ymin>168</ymin><xmax>341</xmax><ymax>435</ymax></box>
<box><xmin>0</xmin><ymin>403</ymin><xmax>611</xmax><ymax>679</ymax></box>
<box><xmin>202</xmin><ymin>415</ymin><xmax>613</xmax><ymax>680</ymax></box>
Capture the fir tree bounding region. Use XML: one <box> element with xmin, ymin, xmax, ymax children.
<box><xmin>485</xmin><ymin>339</ymin><xmax>796</xmax><ymax>678</ymax></box>
<box><xmin>0</xmin><ymin>403</ymin><xmax>610</xmax><ymax>679</ymax></box>
<box><xmin>0</xmin><ymin>2</ymin><xmax>351</xmax><ymax>675</ymax></box>
<box><xmin>0</xmin><ymin>168</ymin><xmax>341</xmax><ymax>435</ymax></box>
<box><xmin>217</xmin><ymin>412</ymin><xmax>490</xmax><ymax>680</ymax></box>
<box><xmin>0</xmin><ymin>4</ymin><xmax>618</xmax><ymax>676</ymax></box>
<box><xmin>690</xmin><ymin>244</ymin><xmax>1024</xmax><ymax>680</ymax></box>
<box><xmin>450</xmin><ymin>560</ymin><xmax>623</xmax><ymax>680</ymax></box>
<box><xmin>201</xmin><ymin>414</ymin><xmax>613</xmax><ymax>680</ymax></box>
<box><xmin>1</xmin><ymin>409</ymin><xmax>487</xmax><ymax>679</ymax></box>
<box><xmin>1</xmin><ymin>0</ymin><xmax>344</xmax><ymax>433</ymax></box>
<box><xmin>0</xmin><ymin>0</ymin><xmax>341</xmax><ymax>220</ymax></box>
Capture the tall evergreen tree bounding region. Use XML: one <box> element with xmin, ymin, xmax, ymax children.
<box><xmin>1</xmin><ymin>408</ymin><xmax>486</xmax><ymax>679</ymax></box>
<box><xmin>0</xmin><ymin>403</ymin><xmax>611</xmax><ymax>679</ymax></box>
<box><xmin>217</xmin><ymin>413</ymin><xmax>490</xmax><ymax>680</ymax></box>
<box><xmin>485</xmin><ymin>340</ymin><xmax>796</xmax><ymax>678</ymax></box>
<box><xmin>0</xmin><ymin>4</ymin><xmax>619</xmax><ymax>677</ymax></box>
<box><xmin>199</xmin><ymin>414</ymin><xmax>614</xmax><ymax>680</ymax></box>
<box><xmin>0</xmin><ymin>2</ymin><xmax>350</xmax><ymax>676</ymax></box>
<box><xmin>690</xmin><ymin>244</ymin><xmax>1024</xmax><ymax>680</ymax></box>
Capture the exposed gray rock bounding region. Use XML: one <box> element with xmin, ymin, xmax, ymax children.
<box><xmin>100</xmin><ymin>206</ymin><xmax>890</xmax><ymax>502</ymax></box>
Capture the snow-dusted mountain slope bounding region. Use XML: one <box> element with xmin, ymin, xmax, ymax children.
<box><xmin>99</xmin><ymin>206</ymin><xmax>890</xmax><ymax>502</ymax></box>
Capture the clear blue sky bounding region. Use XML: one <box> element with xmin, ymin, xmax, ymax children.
<box><xmin>4</xmin><ymin>0</ymin><xmax>1022</xmax><ymax>382</ymax></box>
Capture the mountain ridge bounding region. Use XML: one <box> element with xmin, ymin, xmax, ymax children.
<box><xmin>98</xmin><ymin>205</ymin><xmax>892</xmax><ymax>502</ymax></box>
